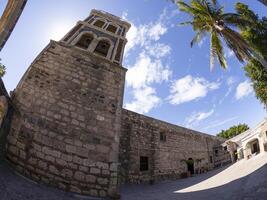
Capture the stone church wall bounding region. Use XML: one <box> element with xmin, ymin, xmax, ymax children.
<box><xmin>119</xmin><ymin>109</ymin><xmax>227</xmax><ymax>184</ymax></box>
<box><xmin>6</xmin><ymin>40</ymin><xmax>126</xmax><ymax>198</ymax></box>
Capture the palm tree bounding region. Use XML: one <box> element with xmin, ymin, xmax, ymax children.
<box><xmin>177</xmin><ymin>0</ymin><xmax>267</xmax><ymax>70</ymax></box>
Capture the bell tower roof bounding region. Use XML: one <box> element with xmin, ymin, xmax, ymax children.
<box><xmin>61</xmin><ymin>9</ymin><xmax>131</xmax><ymax>66</ymax></box>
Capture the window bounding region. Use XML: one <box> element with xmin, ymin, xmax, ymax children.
<box><xmin>215</xmin><ymin>150</ymin><xmax>218</xmax><ymax>157</ymax></box>
<box><xmin>94</xmin><ymin>20</ymin><xmax>105</xmax><ymax>28</ymax></box>
<box><xmin>140</xmin><ymin>156</ymin><xmax>149</xmax><ymax>171</ymax></box>
<box><xmin>210</xmin><ymin>156</ymin><xmax>213</xmax><ymax>163</ymax></box>
<box><xmin>76</xmin><ymin>34</ymin><xmax>93</xmax><ymax>49</ymax></box>
<box><xmin>94</xmin><ymin>40</ymin><xmax>111</xmax><ymax>57</ymax></box>
<box><xmin>160</xmin><ymin>132</ymin><xmax>166</xmax><ymax>142</ymax></box>
<box><xmin>224</xmin><ymin>146</ymin><xmax>227</xmax><ymax>151</ymax></box>
<box><xmin>106</xmin><ymin>24</ymin><xmax>117</xmax><ymax>33</ymax></box>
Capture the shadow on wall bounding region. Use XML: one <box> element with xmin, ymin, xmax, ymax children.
<box><xmin>120</xmin><ymin>163</ymin><xmax>267</xmax><ymax>200</ymax></box>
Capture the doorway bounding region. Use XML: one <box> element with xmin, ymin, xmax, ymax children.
<box><xmin>187</xmin><ymin>158</ymin><xmax>194</xmax><ymax>175</ymax></box>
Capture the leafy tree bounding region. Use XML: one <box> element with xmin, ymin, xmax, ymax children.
<box><xmin>175</xmin><ymin>0</ymin><xmax>267</xmax><ymax>70</ymax></box>
<box><xmin>217</xmin><ymin>124</ymin><xmax>249</xmax><ymax>139</ymax></box>
<box><xmin>234</xmin><ymin>3</ymin><xmax>267</xmax><ymax>107</ymax></box>
<box><xmin>0</xmin><ymin>59</ymin><xmax>6</xmax><ymax>77</ymax></box>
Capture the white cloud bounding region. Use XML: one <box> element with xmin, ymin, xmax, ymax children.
<box><xmin>219</xmin><ymin>76</ymin><xmax>237</xmax><ymax>105</ymax></box>
<box><xmin>123</xmin><ymin>8</ymin><xmax>176</xmax><ymax>114</ymax></box>
<box><xmin>185</xmin><ymin>109</ymin><xmax>214</xmax><ymax>128</ymax></box>
<box><xmin>168</xmin><ymin>75</ymin><xmax>220</xmax><ymax>105</ymax></box>
<box><xmin>235</xmin><ymin>80</ymin><xmax>253</xmax><ymax>100</ymax></box>
<box><xmin>148</xmin><ymin>22</ymin><xmax>167</xmax><ymax>41</ymax></box>
<box><xmin>146</xmin><ymin>43</ymin><xmax>171</xmax><ymax>58</ymax></box>
<box><xmin>121</xmin><ymin>10</ymin><xmax>128</xmax><ymax>20</ymax></box>
<box><xmin>227</xmin><ymin>76</ymin><xmax>236</xmax><ymax>86</ymax></box>
<box><xmin>203</xmin><ymin>117</ymin><xmax>238</xmax><ymax>131</ymax></box>
<box><xmin>125</xmin><ymin>86</ymin><xmax>161</xmax><ymax>114</ymax></box>
<box><xmin>124</xmin><ymin>21</ymin><xmax>168</xmax><ymax>56</ymax></box>
<box><xmin>126</xmin><ymin>52</ymin><xmax>172</xmax><ymax>89</ymax></box>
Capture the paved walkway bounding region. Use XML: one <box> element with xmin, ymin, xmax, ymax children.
<box><xmin>120</xmin><ymin>153</ymin><xmax>267</xmax><ymax>200</ymax></box>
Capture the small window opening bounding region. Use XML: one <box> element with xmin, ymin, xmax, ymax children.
<box><xmin>94</xmin><ymin>40</ymin><xmax>111</xmax><ymax>57</ymax></box>
<box><xmin>76</xmin><ymin>34</ymin><xmax>93</xmax><ymax>49</ymax></box>
<box><xmin>140</xmin><ymin>156</ymin><xmax>149</xmax><ymax>171</ymax></box>
<box><xmin>106</xmin><ymin>24</ymin><xmax>117</xmax><ymax>33</ymax></box>
<box><xmin>224</xmin><ymin>146</ymin><xmax>227</xmax><ymax>151</ymax></box>
<box><xmin>160</xmin><ymin>132</ymin><xmax>166</xmax><ymax>142</ymax></box>
<box><xmin>94</xmin><ymin>20</ymin><xmax>105</xmax><ymax>28</ymax></box>
<box><xmin>215</xmin><ymin>150</ymin><xmax>218</xmax><ymax>157</ymax></box>
<box><xmin>210</xmin><ymin>156</ymin><xmax>213</xmax><ymax>163</ymax></box>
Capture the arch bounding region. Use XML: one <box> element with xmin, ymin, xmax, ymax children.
<box><xmin>106</xmin><ymin>23</ymin><xmax>118</xmax><ymax>34</ymax></box>
<box><xmin>247</xmin><ymin>138</ymin><xmax>260</xmax><ymax>154</ymax></box>
<box><xmin>187</xmin><ymin>158</ymin><xmax>194</xmax><ymax>175</ymax></box>
<box><xmin>94</xmin><ymin>37</ymin><xmax>114</xmax><ymax>58</ymax></box>
<box><xmin>245</xmin><ymin>138</ymin><xmax>260</xmax><ymax>159</ymax></box>
<box><xmin>75</xmin><ymin>33</ymin><xmax>94</xmax><ymax>49</ymax></box>
<box><xmin>72</xmin><ymin>31</ymin><xmax>97</xmax><ymax>50</ymax></box>
<box><xmin>93</xmin><ymin>17</ymin><xmax>107</xmax><ymax>28</ymax></box>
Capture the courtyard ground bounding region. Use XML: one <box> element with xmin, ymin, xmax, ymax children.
<box><xmin>120</xmin><ymin>153</ymin><xmax>267</xmax><ymax>200</ymax></box>
<box><xmin>0</xmin><ymin>153</ymin><xmax>267</xmax><ymax>200</ymax></box>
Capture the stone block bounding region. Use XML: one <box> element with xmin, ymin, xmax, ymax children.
<box><xmin>66</xmin><ymin>145</ymin><xmax>76</xmax><ymax>154</ymax></box>
<box><xmin>56</xmin><ymin>158</ymin><xmax>67</xmax><ymax>166</ymax></box>
<box><xmin>61</xmin><ymin>153</ymin><xmax>72</xmax><ymax>162</ymax></box>
<box><xmin>73</xmin><ymin>156</ymin><xmax>83</xmax><ymax>165</ymax></box>
<box><xmin>76</xmin><ymin>147</ymin><xmax>89</xmax><ymax>158</ymax></box>
<box><xmin>49</xmin><ymin>165</ymin><xmax>59</xmax><ymax>175</ymax></box>
<box><xmin>96</xmin><ymin>162</ymin><xmax>109</xmax><ymax>170</ymax></box>
<box><xmin>85</xmin><ymin>174</ymin><xmax>96</xmax><ymax>183</ymax></box>
<box><xmin>90</xmin><ymin>167</ymin><xmax>100</xmax><ymax>174</ymax></box>
<box><xmin>62</xmin><ymin>168</ymin><xmax>73</xmax><ymax>179</ymax></box>
<box><xmin>38</xmin><ymin>160</ymin><xmax>47</xmax><ymax>170</ymax></box>
<box><xmin>97</xmin><ymin>177</ymin><xmax>108</xmax><ymax>185</ymax></box>
<box><xmin>74</xmin><ymin>171</ymin><xmax>85</xmax><ymax>181</ymax></box>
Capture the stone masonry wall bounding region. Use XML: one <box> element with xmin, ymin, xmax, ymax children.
<box><xmin>119</xmin><ymin>109</ymin><xmax>226</xmax><ymax>184</ymax></box>
<box><xmin>6</xmin><ymin>41</ymin><xmax>126</xmax><ymax>198</ymax></box>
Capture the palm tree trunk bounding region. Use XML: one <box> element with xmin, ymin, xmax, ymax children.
<box><xmin>258</xmin><ymin>0</ymin><xmax>267</xmax><ymax>6</ymax></box>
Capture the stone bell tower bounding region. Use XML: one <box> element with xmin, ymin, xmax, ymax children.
<box><xmin>6</xmin><ymin>10</ymin><xmax>130</xmax><ymax>198</ymax></box>
<box><xmin>62</xmin><ymin>9</ymin><xmax>130</xmax><ymax>65</ymax></box>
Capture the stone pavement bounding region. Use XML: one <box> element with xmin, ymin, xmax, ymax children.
<box><xmin>120</xmin><ymin>153</ymin><xmax>267</xmax><ymax>200</ymax></box>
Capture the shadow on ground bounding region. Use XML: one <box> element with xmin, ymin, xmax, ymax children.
<box><xmin>120</xmin><ymin>162</ymin><xmax>267</xmax><ymax>200</ymax></box>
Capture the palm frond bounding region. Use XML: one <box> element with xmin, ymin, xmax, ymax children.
<box><xmin>180</xmin><ymin>21</ymin><xmax>193</xmax><ymax>26</ymax></box>
<box><xmin>190</xmin><ymin>30</ymin><xmax>207</xmax><ymax>47</ymax></box>
<box><xmin>177</xmin><ymin>1</ymin><xmax>196</xmax><ymax>15</ymax></box>
<box><xmin>211</xmin><ymin>0</ymin><xmax>217</xmax><ymax>6</ymax></box>
<box><xmin>211</xmin><ymin>30</ymin><xmax>227</xmax><ymax>70</ymax></box>
<box><xmin>221</xmin><ymin>27</ymin><xmax>252</xmax><ymax>62</ymax></box>
<box><xmin>222</xmin><ymin>13</ymin><xmax>252</xmax><ymax>28</ymax></box>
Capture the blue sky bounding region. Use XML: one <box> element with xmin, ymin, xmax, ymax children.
<box><xmin>0</xmin><ymin>0</ymin><xmax>266</xmax><ymax>135</ymax></box>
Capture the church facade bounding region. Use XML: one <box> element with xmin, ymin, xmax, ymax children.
<box><xmin>5</xmin><ymin>10</ymin><xmax>230</xmax><ymax>198</ymax></box>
